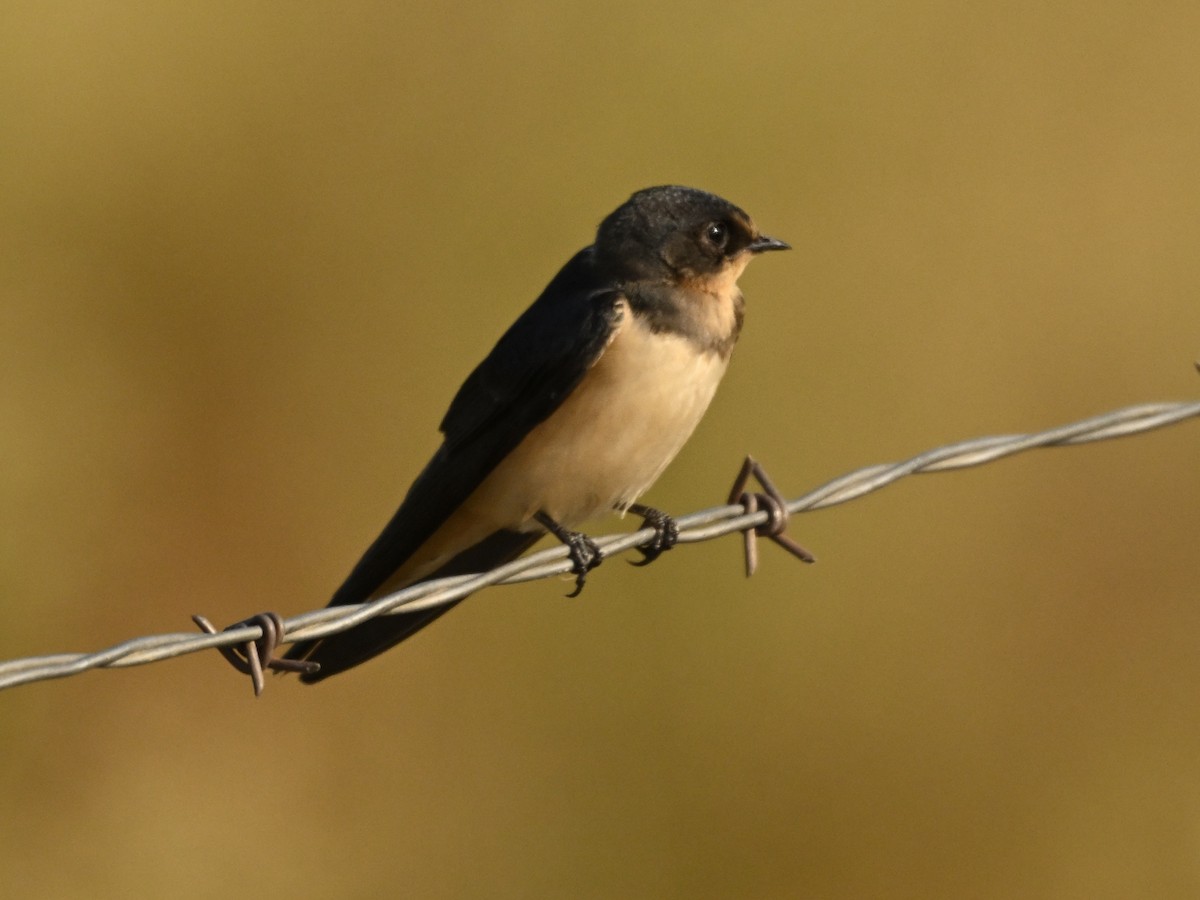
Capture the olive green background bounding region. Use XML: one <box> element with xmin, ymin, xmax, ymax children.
<box><xmin>4</xmin><ymin>3</ymin><xmax>1200</xmax><ymax>898</ymax></box>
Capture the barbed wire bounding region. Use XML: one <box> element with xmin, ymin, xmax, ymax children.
<box><xmin>1</xmin><ymin>398</ymin><xmax>1197</xmax><ymax>693</ymax></box>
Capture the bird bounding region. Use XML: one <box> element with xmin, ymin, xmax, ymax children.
<box><xmin>285</xmin><ymin>185</ymin><xmax>789</xmax><ymax>682</ymax></box>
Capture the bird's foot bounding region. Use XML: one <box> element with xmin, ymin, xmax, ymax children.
<box><xmin>625</xmin><ymin>503</ymin><xmax>679</xmax><ymax>566</ymax></box>
<box><xmin>534</xmin><ymin>511</ymin><xmax>603</xmax><ymax>597</ymax></box>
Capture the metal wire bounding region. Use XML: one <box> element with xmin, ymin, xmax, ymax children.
<box><xmin>1</xmin><ymin>399</ymin><xmax>1197</xmax><ymax>692</ymax></box>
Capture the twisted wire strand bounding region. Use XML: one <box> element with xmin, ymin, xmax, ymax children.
<box><xmin>1</xmin><ymin>399</ymin><xmax>1197</xmax><ymax>692</ymax></box>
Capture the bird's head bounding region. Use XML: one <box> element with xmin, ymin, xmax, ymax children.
<box><xmin>595</xmin><ymin>185</ymin><xmax>789</xmax><ymax>286</ymax></box>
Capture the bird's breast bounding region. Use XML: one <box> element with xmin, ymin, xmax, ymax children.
<box><xmin>468</xmin><ymin>311</ymin><xmax>731</xmax><ymax>529</ymax></box>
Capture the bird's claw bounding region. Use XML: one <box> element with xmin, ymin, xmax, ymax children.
<box><xmin>626</xmin><ymin>504</ymin><xmax>680</xmax><ymax>566</ymax></box>
<box><xmin>535</xmin><ymin>511</ymin><xmax>604</xmax><ymax>597</ymax></box>
<box><xmin>562</xmin><ymin>532</ymin><xmax>603</xmax><ymax>597</ymax></box>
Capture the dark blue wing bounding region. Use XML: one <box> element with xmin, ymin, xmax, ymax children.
<box><xmin>301</xmin><ymin>246</ymin><xmax>623</xmax><ymax>614</ymax></box>
<box><xmin>438</xmin><ymin>246</ymin><xmax>622</xmax><ymax>452</ymax></box>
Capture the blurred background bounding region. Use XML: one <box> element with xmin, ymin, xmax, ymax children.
<box><xmin>3</xmin><ymin>2</ymin><xmax>1200</xmax><ymax>897</ymax></box>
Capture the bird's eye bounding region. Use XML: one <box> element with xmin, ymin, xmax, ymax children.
<box><xmin>702</xmin><ymin>221</ymin><xmax>729</xmax><ymax>251</ymax></box>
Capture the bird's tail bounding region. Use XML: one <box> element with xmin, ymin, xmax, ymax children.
<box><xmin>286</xmin><ymin>528</ymin><xmax>541</xmax><ymax>683</ymax></box>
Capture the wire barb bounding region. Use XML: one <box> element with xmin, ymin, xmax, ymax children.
<box><xmin>191</xmin><ymin>612</ymin><xmax>319</xmax><ymax>697</ymax></box>
<box><xmin>728</xmin><ymin>456</ymin><xmax>817</xmax><ymax>576</ymax></box>
<box><xmin>1</xmin><ymin>397</ymin><xmax>1197</xmax><ymax>693</ymax></box>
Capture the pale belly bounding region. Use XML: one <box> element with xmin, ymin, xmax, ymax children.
<box><xmin>475</xmin><ymin>321</ymin><xmax>728</xmax><ymax>527</ymax></box>
<box><xmin>387</xmin><ymin>318</ymin><xmax>730</xmax><ymax>588</ymax></box>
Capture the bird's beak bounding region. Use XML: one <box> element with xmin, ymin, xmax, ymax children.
<box><xmin>747</xmin><ymin>234</ymin><xmax>790</xmax><ymax>253</ymax></box>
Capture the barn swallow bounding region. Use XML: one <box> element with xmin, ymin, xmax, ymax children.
<box><xmin>286</xmin><ymin>185</ymin><xmax>789</xmax><ymax>682</ymax></box>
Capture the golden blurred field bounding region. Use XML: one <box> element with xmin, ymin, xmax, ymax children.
<box><xmin>3</xmin><ymin>3</ymin><xmax>1200</xmax><ymax>898</ymax></box>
